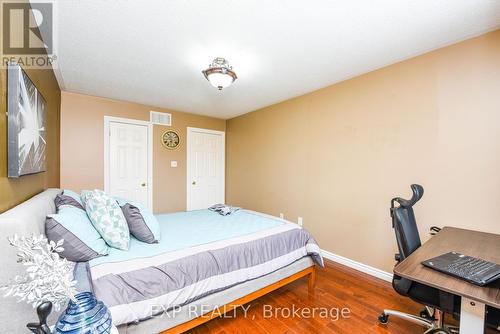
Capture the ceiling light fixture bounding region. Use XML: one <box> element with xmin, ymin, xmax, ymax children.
<box><xmin>202</xmin><ymin>57</ymin><xmax>237</xmax><ymax>90</ymax></box>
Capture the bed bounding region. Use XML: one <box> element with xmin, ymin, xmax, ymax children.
<box><xmin>0</xmin><ymin>189</ymin><xmax>323</xmax><ymax>334</ymax></box>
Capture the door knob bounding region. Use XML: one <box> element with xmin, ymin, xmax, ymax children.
<box><xmin>192</xmin><ymin>181</ymin><xmax>196</xmax><ymax>185</ymax></box>
<box><xmin>141</xmin><ymin>182</ymin><xmax>146</xmax><ymax>187</ymax></box>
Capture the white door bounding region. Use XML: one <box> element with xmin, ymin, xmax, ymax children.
<box><xmin>187</xmin><ymin>127</ymin><xmax>225</xmax><ymax>210</ymax></box>
<box><xmin>105</xmin><ymin>118</ymin><xmax>152</xmax><ymax>208</ymax></box>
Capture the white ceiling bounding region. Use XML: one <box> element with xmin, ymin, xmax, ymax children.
<box><xmin>48</xmin><ymin>0</ymin><xmax>500</xmax><ymax>119</ymax></box>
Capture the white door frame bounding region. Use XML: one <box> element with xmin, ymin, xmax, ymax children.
<box><xmin>104</xmin><ymin>116</ymin><xmax>153</xmax><ymax>210</ymax></box>
<box><xmin>186</xmin><ymin>127</ymin><xmax>225</xmax><ymax>211</ymax></box>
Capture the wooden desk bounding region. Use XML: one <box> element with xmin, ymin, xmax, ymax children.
<box><xmin>394</xmin><ymin>226</ymin><xmax>500</xmax><ymax>333</ymax></box>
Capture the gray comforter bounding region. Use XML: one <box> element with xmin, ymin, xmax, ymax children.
<box><xmin>90</xmin><ymin>222</ymin><xmax>323</xmax><ymax>326</ymax></box>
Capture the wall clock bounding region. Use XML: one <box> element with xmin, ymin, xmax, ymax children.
<box><xmin>161</xmin><ymin>130</ymin><xmax>180</xmax><ymax>149</ymax></box>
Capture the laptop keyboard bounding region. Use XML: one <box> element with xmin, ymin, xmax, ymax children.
<box><xmin>422</xmin><ymin>252</ymin><xmax>500</xmax><ymax>286</ymax></box>
<box><xmin>445</xmin><ymin>257</ymin><xmax>497</xmax><ymax>279</ymax></box>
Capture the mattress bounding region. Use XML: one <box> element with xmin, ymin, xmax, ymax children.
<box><xmin>89</xmin><ymin>209</ymin><xmax>323</xmax><ymax>327</ymax></box>
<box><xmin>90</xmin><ymin>209</ymin><xmax>287</xmax><ymax>267</ymax></box>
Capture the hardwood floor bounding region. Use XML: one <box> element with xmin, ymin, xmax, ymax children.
<box><xmin>186</xmin><ymin>259</ymin><xmax>427</xmax><ymax>334</ymax></box>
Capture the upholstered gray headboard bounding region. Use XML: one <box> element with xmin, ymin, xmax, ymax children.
<box><xmin>0</xmin><ymin>188</ymin><xmax>62</xmax><ymax>333</ymax></box>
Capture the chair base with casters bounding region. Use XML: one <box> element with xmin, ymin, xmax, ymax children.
<box><xmin>378</xmin><ymin>308</ymin><xmax>459</xmax><ymax>334</ymax></box>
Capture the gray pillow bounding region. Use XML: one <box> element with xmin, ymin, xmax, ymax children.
<box><xmin>120</xmin><ymin>203</ymin><xmax>159</xmax><ymax>244</ymax></box>
<box><xmin>45</xmin><ymin>207</ymin><xmax>109</xmax><ymax>262</ymax></box>
<box><xmin>55</xmin><ymin>194</ymin><xmax>84</xmax><ymax>211</ymax></box>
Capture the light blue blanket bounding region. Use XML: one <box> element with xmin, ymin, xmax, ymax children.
<box><xmin>89</xmin><ymin>209</ymin><xmax>285</xmax><ymax>267</ymax></box>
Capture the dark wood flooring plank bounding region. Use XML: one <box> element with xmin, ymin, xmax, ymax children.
<box><xmin>186</xmin><ymin>259</ymin><xmax>493</xmax><ymax>333</ymax></box>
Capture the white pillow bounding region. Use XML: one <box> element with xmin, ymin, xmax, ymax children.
<box><xmin>81</xmin><ymin>189</ymin><xmax>130</xmax><ymax>250</ymax></box>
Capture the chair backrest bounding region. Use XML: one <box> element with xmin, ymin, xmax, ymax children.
<box><xmin>391</xmin><ymin>184</ymin><xmax>424</xmax><ymax>262</ymax></box>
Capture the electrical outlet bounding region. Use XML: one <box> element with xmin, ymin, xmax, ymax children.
<box><xmin>279</xmin><ymin>213</ymin><xmax>284</xmax><ymax>219</ymax></box>
<box><xmin>297</xmin><ymin>217</ymin><xmax>303</xmax><ymax>227</ymax></box>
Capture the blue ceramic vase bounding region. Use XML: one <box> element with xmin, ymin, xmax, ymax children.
<box><xmin>54</xmin><ymin>292</ymin><xmax>112</xmax><ymax>334</ymax></box>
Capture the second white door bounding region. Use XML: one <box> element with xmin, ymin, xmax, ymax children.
<box><xmin>187</xmin><ymin>128</ymin><xmax>225</xmax><ymax>210</ymax></box>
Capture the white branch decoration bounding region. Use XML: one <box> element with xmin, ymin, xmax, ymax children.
<box><xmin>1</xmin><ymin>234</ymin><xmax>77</xmax><ymax>311</ymax></box>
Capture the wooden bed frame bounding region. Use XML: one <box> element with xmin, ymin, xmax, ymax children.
<box><xmin>161</xmin><ymin>266</ymin><xmax>317</xmax><ymax>334</ymax></box>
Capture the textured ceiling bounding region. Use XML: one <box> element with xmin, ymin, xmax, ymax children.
<box><xmin>48</xmin><ymin>0</ymin><xmax>500</xmax><ymax>119</ymax></box>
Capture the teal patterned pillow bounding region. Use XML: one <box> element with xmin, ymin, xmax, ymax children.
<box><xmin>81</xmin><ymin>189</ymin><xmax>130</xmax><ymax>250</ymax></box>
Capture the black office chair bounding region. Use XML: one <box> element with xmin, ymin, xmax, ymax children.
<box><xmin>379</xmin><ymin>184</ymin><xmax>500</xmax><ymax>333</ymax></box>
<box><xmin>379</xmin><ymin>184</ymin><xmax>460</xmax><ymax>333</ymax></box>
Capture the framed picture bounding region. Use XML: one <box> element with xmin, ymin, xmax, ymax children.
<box><xmin>7</xmin><ymin>63</ymin><xmax>47</xmax><ymax>178</ymax></box>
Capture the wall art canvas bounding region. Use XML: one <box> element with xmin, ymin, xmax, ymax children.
<box><xmin>7</xmin><ymin>63</ymin><xmax>47</xmax><ymax>178</ymax></box>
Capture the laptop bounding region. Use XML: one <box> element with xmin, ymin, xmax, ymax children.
<box><xmin>421</xmin><ymin>251</ymin><xmax>500</xmax><ymax>286</ymax></box>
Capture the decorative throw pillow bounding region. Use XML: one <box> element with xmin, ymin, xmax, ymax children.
<box><xmin>81</xmin><ymin>190</ymin><xmax>130</xmax><ymax>250</ymax></box>
<box><xmin>45</xmin><ymin>206</ymin><xmax>109</xmax><ymax>262</ymax></box>
<box><xmin>55</xmin><ymin>190</ymin><xmax>85</xmax><ymax>211</ymax></box>
<box><xmin>118</xmin><ymin>200</ymin><xmax>160</xmax><ymax>244</ymax></box>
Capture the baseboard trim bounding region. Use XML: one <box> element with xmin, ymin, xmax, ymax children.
<box><xmin>321</xmin><ymin>249</ymin><xmax>393</xmax><ymax>283</ymax></box>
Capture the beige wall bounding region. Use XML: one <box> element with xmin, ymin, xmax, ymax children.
<box><xmin>0</xmin><ymin>68</ymin><xmax>60</xmax><ymax>213</ymax></box>
<box><xmin>60</xmin><ymin>92</ymin><xmax>225</xmax><ymax>213</ymax></box>
<box><xmin>226</xmin><ymin>30</ymin><xmax>500</xmax><ymax>273</ymax></box>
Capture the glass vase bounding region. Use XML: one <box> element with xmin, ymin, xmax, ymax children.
<box><xmin>54</xmin><ymin>292</ymin><xmax>112</xmax><ymax>334</ymax></box>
